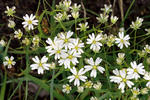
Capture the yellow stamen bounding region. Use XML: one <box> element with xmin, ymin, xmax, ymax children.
<box><xmin>122</xmin><ymin>78</ymin><xmax>127</xmax><ymax>82</ymax></box>
<box><xmin>75</xmin><ymin>75</ymin><xmax>79</xmax><ymax>79</ymax></box>
<box><xmin>57</xmin><ymin>50</ymin><xmax>61</xmax><ymax>54</ymax></box>
<box><xmin>64</xmin><ymin>39</ymin><xmax>68</xmax><ymax>43</ymax></box>
<box><xmin>8</xmin><ymin>59</ymin><xmax>12</xmax><ymax>65</ymax></box>
<box><xmin>75</xmin><ymin>46</ymin><xmax>78</xmax><ymax>50</ymax></box>
<box><xmin>28</xmin><ymin>20</ymin><xmax>32</xmax><ymax>24</ymax></box>
<box><xmin>66</xmin><ymin>86</ymin><xmax>71</xmax><ymax>90</ymax></box>
<box><xmin>120</xmin><ymin>39</ymin><xmax>124</xmax><ymax>43</ymax></box>
<box><xmin>93</xmin><ymin>65</ymin><xmax>97</xmax><ymax>69</ymax></box>
<box><xmin>68</xmin><ymin>55</ymin><xmax>73</xmax><ymax>59</ymax></box>
<box><xmin>92</xmin><ymin>40</ymin><xmax>96</xmax><ymax>44</ymax></box>
<box><xmin>39</xmin><ymin>62</ymin><xmax>43</xmax><ymax>67</ymax></box>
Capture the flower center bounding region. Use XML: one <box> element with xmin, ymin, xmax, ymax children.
<box><xmin>134</xmin><ymin>69</ymin><xmax>137</xmax><ymax>73</ymax></box>
<box><xmin>39</xmin><ymin>62</ymin><xmax>43</xmax><ymax>67</ymax></box>
<box><xmin>8</xmin><ymin>59</ymin><xmax>12</xmax><ymax>65</ymax></box>
<box><xmin>28</xmin><ymin>20</ymin><xmax>32</xmax><ymax>24</ymax></box>
<box><xmin>68</xmin><ymin>55</ymin><xmax>73</xmax><ymax>59</ymax></box>
<box><xmin>86</xmin><ymin>82</ymin><xmax>92</xmax><ymax>87</ymax></box>
<box><xmin>120</xmin><ymin>39</ymin><xmax>124</xmax><ymax>43</ymax></box>
<box><xmin>92</xmin><ymin>40</ymin><xmax>96</xmax><ymax>44</ymax></box>
<box><xmin>93</xmin><ymin>65</ymin><xmax>97</xmax><ymax>69</ymax></box>
<box><xmin>133</xmin><ymin>90</ymin><xmax>139</xmax><ymax>95</ymax></box>
<box><xmin>57</xmin><ymin>50</ymin><xmax>61</xmax><ymax>54</ymax></box>
<box><xmin>66</xmin><ymin>86</ymin><xmax>71</xmax><ymax>90</ymax></box>
<box><xmin>75</xmin><ymin>75</ymin><xmax>79</xmax><ymax>79</ymax></box>
<box><xmin>122</xmin><ymin>78</ymin><xmax>127</xmax><ymax>82</ymax></box>
<box><xmin>75</xmin><ymin>46</ymin><xmax>78</xmax><ymax>50</ymax></box>
<box><xmin>64</xmin><ymin>39</ymin><xmax>68</xmax><ymax>43</ymax></box>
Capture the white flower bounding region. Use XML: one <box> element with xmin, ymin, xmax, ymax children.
<box><xmin>84</xmin><ymin>81</ymin><xmax>93</xmax><ymax>88</ymax></box>
<box><xmin>70</xmin><ymin>3</ymin><xmax>81</xmax><ymax>12</ymax></box>
<box><xmin>4</xmin><ymin>6</ymin><xmax>16</xmax><ymax>16</ymax></box>
<box><xmin>22</xmin><ymin>14</ymin><xmax>38</xmax><ymax>30</ymax></box>
<box><xmin>77</xmin><ymin>22</ymin><xmax>89</xmax><ymax>31</ymax></box>
<box><xmin>63</xmin><ymin>0</ymin><xmax>71</xmax><ymax>10</ymax></box>
<box><xmin>101</xmin><ymin>4</ymin><xmax>112</xmax><ymax>14</ymax></box>
<box><xmin>106</xmin><ymin>35</ymin><xmax>116</xmax><ymax>47</ymax></box>
<box><xmin>22</xmin><ymin>38</ymin><xmax>30</xmax><ymax>46</ymax></box>
<box><xmin>72</xmin><ymin>12</ymin><xmax>79</xmax><ymax>19</ymax></box>
<box><xmin>58</xmin><ymin>50</ymin><xmax>81</xmax><ymax>69</ymax></box>
<box><xmin>8</xmin><ymin>19</ymin><xmax>15</xmax><ymax>28</ymax></box>
<box><xmin>84</xmin><ymin>57</ymin><xmax>105</xmax><ymax>78</ymax></box>
<box><xmin>46</xmin><ymin>38</ymin><xmax>66</xmax><ymax>60</ymax></box>
<box><xmin>127</xmin><ymin>61</ymin><xmax>145</xmax><ymax>80</ymax></box>
<box><xmin>115</xmin><ymin>32</ymin><xmax>130</xmax><ymax>49</ymax></box>
<box><xmin>118</xmin><ymin>53</ymin><xmax>125</xmax><ymax>60</ymax></box>
<box><xmin>86</xmin><ymin>33</ymin><xmax>102</xmax><ymax>52</ymax></box>
<box><xmin>90</xmin><ymin>96</ymin><xmax>98</xmax><ymax>100</ymax></box>
<box><xmin>30</xmin><ymin>56</ymin><xmax>50</xmax><ymax>74</ymax></box>
<box><xmin>67</xmin><ymin>67</ymin><xmax>87</xmax><ymax>86</ymax></box>
<box><xmin>62</xmin><ymin>12</ymin><xmax>71</xmax><ymax>20</ymax></box>
<box><xmin>110</xmin><ymin>69</ymin><xmax>121</xmax><ymax>83</ymax></box>
<box><xmin>111</xmin><ymin>16</ymin><xmax>118</xmax><ymax>24</ymax></box>
<box><xmin>141</xmin><ymin>88</ymin><xmax>148</xmax><ymax>94</ymax></box>
<box><xmin>145</xmin><ymin>28</ymin><xmax>150</xmax><ymax>35</ymax></box>
<box><xmin>144</xmin><ymin>44</ymin><xmax>150</xmax><ymax>53</ymax></box>
<box><xmin>68</xmin><ymin>38</ymin><xmax>84</xmax><ymax>54</ymax></box>
<box><xmin>130</xmin><ymin>17</ymin><xmax>143</xmax><ymax>30</ymax></box>
<box><xmin>116</xmin><ymin>53</ymin><xmax>125</xmax><ymax>65</ymax></box>
<box><xmin>49</xmin><ymin>62</ymin><xmax>56</xmax><ymax>69</ymax></box>
<box><xmin>77</xmin><ymin>86</ymin><xmax>84</xmax><ymax>93</ymax></box>
<box><xmin>14</xmin><ymin>29</ymin><xmax>23</xmax><ymax>39</ymax></box>
<box><xmin>54</xmin><ymin>13</ymin><xmax>63</xmax><ymax>22</ymax></box>
<box><xmin>110</xmin><ymin>69</ymin><xmax>134</xmax><ymax>93</ymax></box>
<box><xmin>46</xmin><ymin>37</ymin><xmax>62</xmax><ymax>52</ymax></box>
<box><xmin>62</xmin><ymin>84</ymin><xmax>72</xmax><ymax>94</ymax></box>
<box><xmin>96</xmin><ymin>14</ymin><xmax>109</xmax><ymax>23</ymax></box>
<box><xmin>32</xmin><ymin>35</ymin><xmax>40</xmax><ymax>47</ymax></box>
<box><xmin>0</xmin><ymin>40</ymin><xmax>6</xmax><ymax>47</ymax></box>
<box><xmin>3</xmin><ymin>56</ymin><xmax>16</xmax><ymax>68</ymax></box>
<box><xmin>143</xmin><ymin>72</ymin><xmax>150</xmax><ymax>88</ymax></box>
<box><xmin>93</xmin><ymin>81</ymin><xmax>102</xmax><ymax>90</ymax></box>
<box><xmin>131</xmin><ymin>87</ymin><xmax>140</xmax><ymax>96</ymax></box>
<box><xmin>58</xmin><ymin>31</ymin><xmax>73</xmax><ymax>50</ymax></box>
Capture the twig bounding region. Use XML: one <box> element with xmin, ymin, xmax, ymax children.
<box><xmin>118</xmin><ymin>0</ymin><xmax>124</xmax><ymax>21</ymax></box>
<box><xmin>81</xmin><ymin>0</ymin><xmax>86</xmax><ymax>22</ymax></box>
<box><xmin>112</xmin><ymin>0</ymin><xmax>116</xmax><ymax>16</ymax></box>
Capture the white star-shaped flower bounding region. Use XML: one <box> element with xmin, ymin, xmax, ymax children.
<box><xmin>30</xmin><ymin>56</ymin><xmax>50</xmax><ymax>74</ymax></box>
<box><xmin>115</xmin><ymin>32</ymin><xmax>130</xmax><ymax>49</ymax></box>
<box><xmin>67</xmin><ymin>67</ymin><xmax>87</xmax><ymax>86</ymax></box>
<box><xmin>110</xmin><ymin>69</ymin><xmax>134</xmax><ymax>93</ymax></box>
<box><xmin>14</xmin><ymin>29</ymin><xmax>23</xmax><ymax>39</ymax></box>
<box><xmin>127</xmin><ymin>61</ymin><xmax>145</xmax><ymax>80</ymax></box>
<box><xmin>22</xmin><ymin>14</ymin><xmax>38</xmax><ymax>30</ymax></box>
<box><xmin>57</xmin><ymin>31</ymin><xmax>73</xmax><ymax>50</ymax></box>
<box><xmin>86</xmin><ymin>33</ymin><xmax>102</xmax><ymax>52</ymax></box>
<box><xmin>84</xmin><ymin>57</ymin><xmax>105</xmax><ymax>78</ymax></box>
<box><xmin>144</xmin><ymin>72</ymin><xmax>150</xmax><ymax>88</ymax></box>
<box><xmin>3</xmin><ymin>56</ymin><xmax>16</xmax><ymax>68</ymax></box>
<box><xmin>68</xmin><ymin>38</ymin><xmax>84</xmax><ymax>54</ymax></box>
<box><xmin>58</xmin><ymin>50</ymin><xmax>81</xmax><ymax>69</ymax></box>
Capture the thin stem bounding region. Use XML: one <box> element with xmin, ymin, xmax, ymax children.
<box><xmin>75</xmin><ymin>19</ymin><xmax>77</xmax><ymax>37</ymax></box>
<box><xmin>14</xmin><ymin>15</ymin><xmax>23</xmax><ymax>20</ymax></box>
<box><xmin>50</xmin><ymin>70</ymin><xmax>55</xmax><ymax>100</ymax></box>
<box><xmin>134</xmin><ymin>30</ymin><xmax>137</xmax><ymax>49</ymax></box>
<box><xmin>59</xmin><ymin>21</ymin><xmax>66</xmax><ymax>31</ymax></box>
